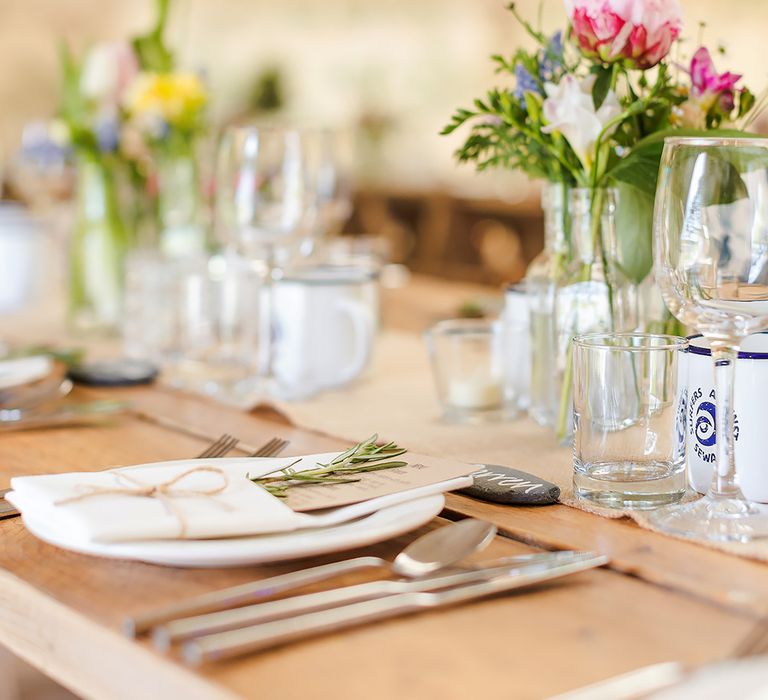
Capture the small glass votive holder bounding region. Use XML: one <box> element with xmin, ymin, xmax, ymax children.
<box><xmin>425</xmin><ymin>319</ymin><xmax>519</xmax><ymax>424</ymax></box>
<box><xmin>572</xmin><ymin>333</ymin><xmax>688</xmax><ymax>510</ymax></box>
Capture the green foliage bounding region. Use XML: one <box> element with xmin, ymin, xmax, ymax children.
<box><xmin>591</xmin><ymin>64</ymin><xmax>613</xmax><ymax>110</ymax></box>
<box><xmin>612</xmin><ymin>183</ymin><xmax>654</xmax><ymax>283</ymax></box>
<box><xmin>132</xmin><ymin>0</ymin><xmax>174</xmax><ymax>71</ymax></box>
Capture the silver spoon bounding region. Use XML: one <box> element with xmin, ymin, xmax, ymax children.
<box><xmin>124</xmin><ymin>518</ymin><xmax>497</xmax><ymax>637</ymax></box>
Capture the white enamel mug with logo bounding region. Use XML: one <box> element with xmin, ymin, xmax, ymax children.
<box><xmin>272</xmin><ymin>265</ymin><xmax>378</xmax><ymax>398</ymax></box>
<box><xmin>685</xmin><ymin>333</ymin><xmax>768</xmax><ymax>502</ymax></box>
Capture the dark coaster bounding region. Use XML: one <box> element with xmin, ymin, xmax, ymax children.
<box><xmin>459</xmin><ymin>464</ymin><xmax>560</xmax><ymax>505</ymax></box>
<box><xmin>67</xmin><ymin>359</ymin><xmax>159</xmax><ymax>387</ymax></box>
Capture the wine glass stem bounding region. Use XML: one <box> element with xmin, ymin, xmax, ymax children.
<box><xmin>257</xmin><ymin>246</ymin><xmax>275</xmax><ymax>380</ymax></box>
<box><xmin>708</xmin><ymin>342</ymin><xmax>744</xmax><ymax>500</ymax></box>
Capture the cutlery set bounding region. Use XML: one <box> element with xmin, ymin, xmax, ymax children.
<box><xmin>124</xmin><ymin>514</ymin><xmax>607</xmax><ymax>665</ymax></box>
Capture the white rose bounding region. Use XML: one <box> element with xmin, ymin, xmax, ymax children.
<box><xmin>80</xmin><ymin>42</ymin><xmax>138</xmax><ymax>107</ymax></box>
<box><xmin>542</xmin><ymin>74</ymin><xmax>621</xmax><ymax>169</ymax></box>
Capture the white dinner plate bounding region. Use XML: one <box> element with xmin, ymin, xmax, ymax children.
<box><xmin>22</xmin><ymin>494</ymin><xmax>445</xmax><ymax>568</ymax></box>
<box><xmin>0</xmin><ymin>355</ymin><xmax>52</xmax><ymax>389</ymax></box>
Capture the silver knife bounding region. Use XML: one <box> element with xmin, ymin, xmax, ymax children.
<box><xmin>154</xmin><ymin>551</ymin><xmax>596</xmax><ymax>648</ymax></box>
<box><xmin>0</xmin><ymin>400</ymin><xmax>131</xmax><ymax>432</ymax></box>
<box><xmin>181</xmin><ymin>554</ymin><xmax>609</xmax><ymax>664</ymax></box>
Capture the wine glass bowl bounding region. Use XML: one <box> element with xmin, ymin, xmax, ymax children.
<box><xmin>215</xmin><ymin>125</ymin><xmax>313</xmax><ymax>389</ymax></box>
<box><xmin>216</xmin><ymin>126</ymin><xmax>309</xmax><ymax>256</ymax></box>
<box><xmin>652</xmin><ymin>136</ymin><xmax>768</xmax><ymax>542</ymax></box>
<box><xmin>656</xmin><ymin>137</ymin><xmax>768</xmax><ymax>342</ymax></box>
<box><xmin>300</xmin><ymin>129</ymin><xmax>354</xmax><ymax>256</ymax></box>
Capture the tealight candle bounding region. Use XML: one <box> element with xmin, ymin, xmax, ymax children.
<box><xmin>447</xmin><ymin>377</ymin><xmax>503</xmax><ymax>410</ymax></box>
<box><xmin>426</xmin><ymin>318</ymin><xmax>518</xmax><ymax>423</ymax></box>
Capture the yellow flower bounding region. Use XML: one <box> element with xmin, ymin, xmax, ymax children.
<box><xmin>124</xmin><ymin>71</ymin><xmax>207</xmax><ymax>131</ymax></box>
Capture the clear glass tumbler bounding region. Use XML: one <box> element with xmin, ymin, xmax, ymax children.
<box><xmin>163</xmin><ymin>254</ymin><xmax>261</xmax><ymax>404</ymax></box>
<box><xmin>426</xmin><ymin>319</ymin><xmax>519</xmax><ymax>424</ymax></box>
<box><xmin>572</xmin><ymin>332</ymin><xmax>688</xmax><ymax>510</ymax></box>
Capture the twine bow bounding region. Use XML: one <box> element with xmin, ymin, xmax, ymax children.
<box><xmin>55</xmin><ymin>467</ymin><xmax>229</xmax><ymax>539</ymax></box>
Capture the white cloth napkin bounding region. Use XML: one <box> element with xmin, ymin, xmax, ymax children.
<box><xmin>7</xmin><ymin>452</ymin><xmax>472</xmax><ymax>544</ymax></box>
<box><xmin>0</xmin><ymin>355</ymin><xmax>52</xmax><ymax>389</ymax></box>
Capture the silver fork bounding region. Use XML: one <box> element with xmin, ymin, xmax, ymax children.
<box><xmin>248</xmin><ymin>437</ymin><xmax>288</xmax><ymax>458</ymax></box>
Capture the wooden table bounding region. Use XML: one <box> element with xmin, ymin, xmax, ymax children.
<box><xmin>1</xmin><ymin>275</ymin><xmax>766</xmax><ymax>699</ymax></box>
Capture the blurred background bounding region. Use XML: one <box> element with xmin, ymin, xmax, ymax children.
<box><xmin>4</xmin><ymin>0</ymin><xmax>766</xmax><ymax>296</ymax></box>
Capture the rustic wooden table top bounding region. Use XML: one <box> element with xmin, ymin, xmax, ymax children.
<box><xmin>1</xmin><ymin>275</ymin><xmax>765</xmax><ymax>700</ymax></box>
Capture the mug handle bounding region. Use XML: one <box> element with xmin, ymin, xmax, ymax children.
<box><xmin>328</xmin><ymin>298</ymin><xmax>375</xmax><ymax>387</ymax></box>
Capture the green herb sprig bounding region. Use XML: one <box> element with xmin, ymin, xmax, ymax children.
<box><xmin>247</xmin><ymin>434</ymin><xmax>407</xmax><ymax>498</ymax></box>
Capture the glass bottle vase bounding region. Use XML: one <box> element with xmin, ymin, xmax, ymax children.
<box><xmin>527</xmin><ymin>182</ymin><xmax>570</xmax><ymax>427</ymax></box>
<box><xmin>156</xmin><ymin>147</ymin><xmax>207</xmax><ymax>258</ymax></box>
<box><xmin>554</xmin><ymin>187</ymin><xmax>617</xmax><ymax>442</ymax></box>
<box><xmin>68</xmin><ymin>155</ymin><xmax>129</xmax><ymax>332</ymax></box>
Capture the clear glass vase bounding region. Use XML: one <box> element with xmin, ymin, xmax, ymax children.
<box><xmin>156</xmin><ymin>147</ymin><xmax>206</xmax><ymax>257</ymax></box>
<box><xmin>527</xmin><ymin>182</ymin><xmax>570</xmax><ymax>427</ymax></box>
<box><xmin>68</xmin><ymin>155</ymin><xmax>129</xmax><ymax>332</ymax></box>
<box><xmin>554</xmin><ymin>187</ymin><xmax>615</xmax><ymax>442</ymax></box>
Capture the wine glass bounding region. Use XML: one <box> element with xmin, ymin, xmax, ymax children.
<box><xmin>299</xmin><ymin>129</ymin><xmax>354</xmax><ymax>257</ymax></box>
<box><xmin>215</xmin><ymin>126</ymin><xmax>312</xmax><ymax>389</ymax></box>
<box><xmin>651</xmin><ymin>136</ymin><xmax>768</xmax><ymax>542</ymax></box>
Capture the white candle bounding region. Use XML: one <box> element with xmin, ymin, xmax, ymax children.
<box><xmin>448</xmin><ymin>377</ymin><xmax>503</xmax><ymax>410</ymax></box>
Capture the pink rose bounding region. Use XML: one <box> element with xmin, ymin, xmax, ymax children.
<box><xmin>565</xmin><ymin>0</ymin><xmax>683</xmax><ymax>69</ymax></box>
<box><xmin>690</xmin><ymin>47</ymin><xmax>742</xmax><ymax>112</ymax></box>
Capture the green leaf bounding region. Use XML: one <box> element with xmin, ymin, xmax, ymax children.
<box><xmin>591</xmin><ymin>65</ymin><xmax>612</xmax><ymax>111</ymax></box>
<box><xmin>613</xmin><ymin>183</ymin><xmax>654</xmax><ymax>284</ymax></box>
<box><xmin>524</xmin><ymin>92</ymin><xmax>542</xmax><ymax>123</ymax></box>
<box><xmin>738</xmin><ymin>88</ymin><xmax>756</xmax><ymax>119</ymax></box>
<box><xmin>607</xmin><ymin>127</ymin><xmax>761</xmax><ymax>197</ymax></box>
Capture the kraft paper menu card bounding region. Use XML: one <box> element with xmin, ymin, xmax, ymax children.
<box><xmin>284</xmin><ymin>451</ymin><xmax>476</xmax><ymax>512</ymax></box>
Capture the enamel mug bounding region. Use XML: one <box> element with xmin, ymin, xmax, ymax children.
<box><xmin>272</xmin><ymin>265</ymin><xmax>378</xmax><ymax>397</ymax></box>
<box><xmin>685</xmin><ymin>333</ymin><xmax>768</xmax><ymax>502</ymax></box>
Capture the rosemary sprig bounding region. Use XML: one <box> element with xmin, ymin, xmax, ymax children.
<box><xmin>247</xmin><ymin>434</ymin><xmax>408</xmax><ymax>498</ymax></box>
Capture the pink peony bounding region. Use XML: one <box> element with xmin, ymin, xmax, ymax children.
<box><xmin>565</xmin><ymin>0</ymin><xmax>683</xmax><ymax>69</ymax></box>
<box><xmin>690</xmin><ymin>47</ymin><xmax>742</xmax><ymax>112</ymax></box>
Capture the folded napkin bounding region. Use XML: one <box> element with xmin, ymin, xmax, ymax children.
<box><xmin>0</xmin><ymin>355</ymin><xmax>52</xmax><ymax>389</ymax></box>
<box><xmin>7</xmin><ymin>453</ymin><xmax>472</xmax><ymax>544</ymax></box>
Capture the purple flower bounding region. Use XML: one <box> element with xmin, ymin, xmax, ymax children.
<box><xmin>94</xmin><ymin>116</ymin><xmax>120</xmax><ymax>153</ymax></box>
<box><xmin>514</xmin><ymin>63</ymin><xmax>541</xmax><ymax>109</ymax></box>
<box><xmin>20</xmin><ymin>121</ymin><xmax>70</xmax><ymax>165</ymax></box>
<box><xmin>539</xmin><ymin>31</ymin><xmax>564</xmax><ymax>82</ymax></box>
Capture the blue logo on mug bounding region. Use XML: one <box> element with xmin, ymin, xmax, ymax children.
<box><xmin>695</xmin><ymin>401</ymin><xmax>717</xmax><ymax>447</ymax></box>
<box><xmin>688</xmin><ymin>388</ymin><xmax>740</xmax><ymax>463</ymax></box>
<box><xmin>676</xmin><ymin>389</ymin><xmax>687</xmax><ymax>452</ymax></box>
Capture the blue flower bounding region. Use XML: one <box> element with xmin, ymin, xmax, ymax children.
<box><xmin>539</xmin><ymin>31</ymin><xmax>564</xmax><ymax>82</ymax></box>
<box><xmin>513</xmin><ymin>63</ymin><xmax>541</xmax><ymax>109</ymax></box>
<box><xmin>94</xmin><ymin>117</ymin><xmax>120</xmax><ymax>153</ymax></box>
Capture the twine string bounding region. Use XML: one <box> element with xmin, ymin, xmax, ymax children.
<box><xmin>54</xmin><ymin>467</ymin><xmax>229</xmax><ymax>538</ymax></box>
